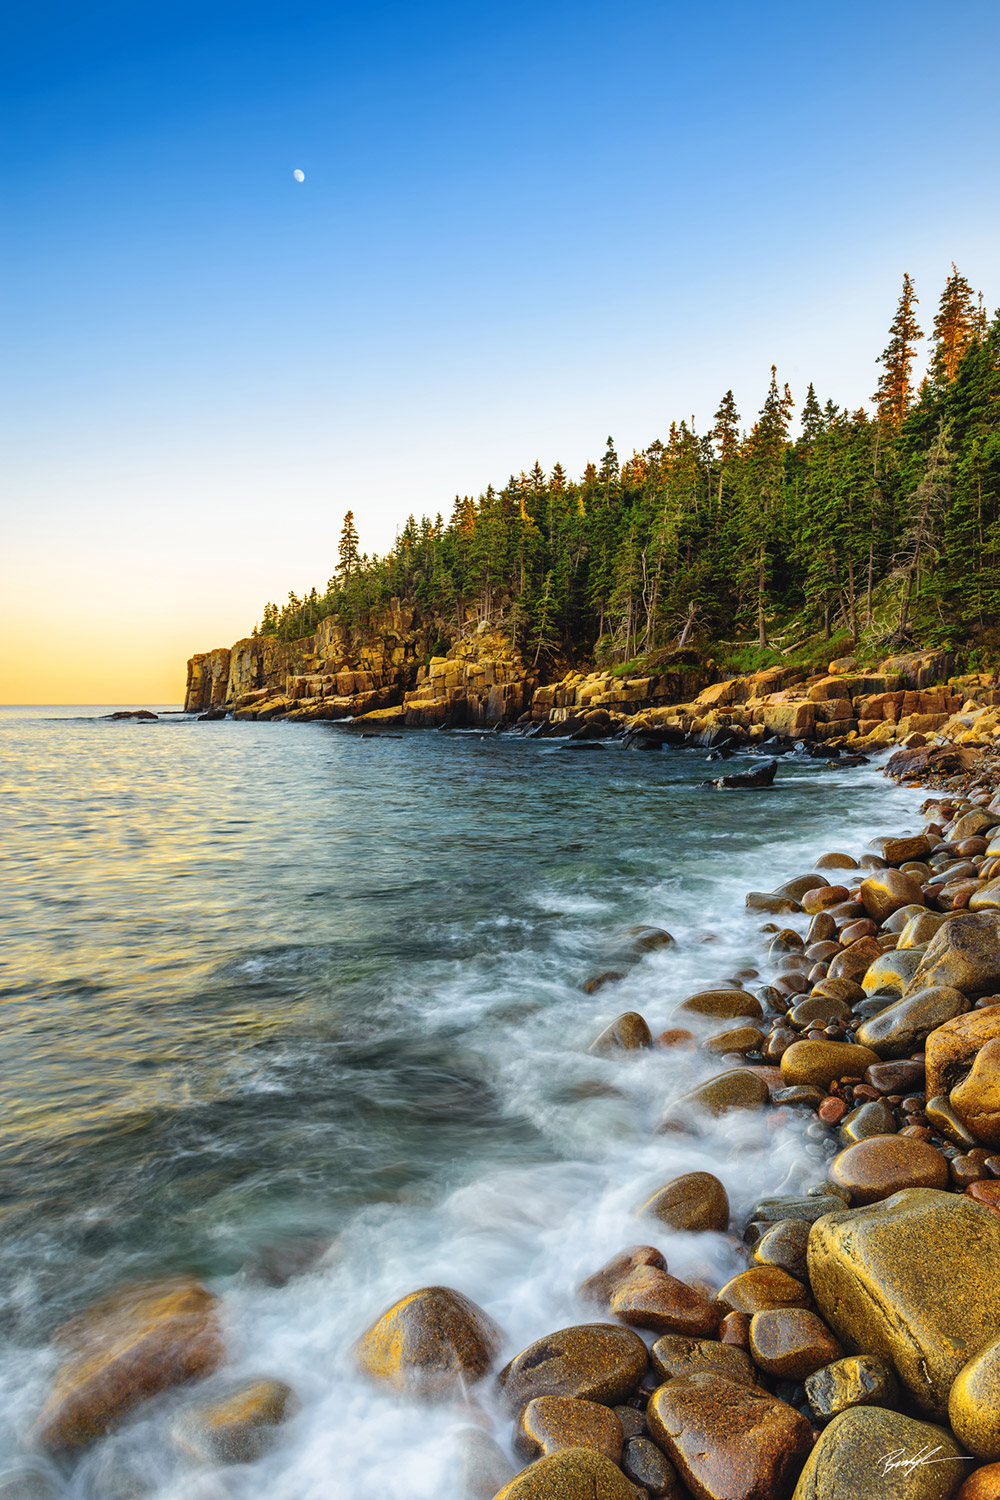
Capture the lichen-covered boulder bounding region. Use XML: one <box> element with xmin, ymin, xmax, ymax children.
<box><xmin>791</xmin><ymin>1406</ymin><xmax>965</xmax><ymax>1499</ymax></box>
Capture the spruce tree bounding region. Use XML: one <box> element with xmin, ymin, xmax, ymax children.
<box><xmin>930</xmin><ymin>264</ymin><xmax>980</xmax><ymax>385</ymax></box>
<box><xmin>338</xmin><ymin>511</ymin><xmax>360</xmax><ymax>584</ymax></box>
<box><xmin>873</xmin><ymin>273</ymin><xmax>924</xmax><ymax>426</ymax></box>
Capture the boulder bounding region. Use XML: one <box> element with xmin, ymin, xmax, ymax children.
<box><xmin>354</xmin><ymin>1286</ymin><xmax>502</xmax><ymax>1400</ymax></box>
<box><xmin>677</xmin><ymin>991</ymin><xmax>764</xmax><ymax>1019</ymax></box>
<box><xmin>493</xmin><ymin>1447</ymin><xmax>636</xmax><ymax>1500</ymax></box>
<box><xmin>35</xmin><ymin>1278</ymin><xmax>223</xmax><ymax>1450</ymax></box>
<box><xmin>855</xmin><ymin>987</ymin><xmax>969</xmax><ymax>1058</ymax></box>
<box><xmin>951</xmin><ymin>1040</ymin><xmax>1000</xmax><ymax>1145</ymax></box>
<box><xmin>610</xmin><ymin>1268</ymin><xmax>719</xmax><ymax>1338</ymax></box>
<box><xmin>497</xmin><ymin>1325</ymin><xmax>648</xmax><ymax>1411</ymax></box>
<box><xmin>808</xmin><ymin>1187</ymin><xmax>1000</xmax><ymax>1413</ymax></box>
<box><xmin>860</xmin><ymin>870</ymin><xmax>925</xmax><ymax>923</ymax></box>
<box><xmin>790</xmin><ymin>1406</ymin><xmax>965</xmax><ymax>1499</ymax></box>
<box><xmin>646</xmin><ymin>1373</ymin><xmax>812</xmax><ymax>1500</ymax></box>
<box><xmin>660</xmin><ymin>1070</ymin><xmax>770</xmax><ymax>1125</ymax></box>
<box><xmin>904</xmin><ymin>913</ymin><xmax>1000</xmax><ymax>999</ymax></box>
<box><xmin>637</xmin><ymin>1172</ymin><xmax>729</xmax><ymax>1233</ymax></box>
<box><xmin>578</xmin><ymin>1247</ymin><xmax>667</xmax><ymax>1310</ymax></box>
<box><xmin>589</xmin><ymin>1013</ymin><xmax>653</xmax><ymax>1054</ymax></box>
<box><xmin>950</xmin><ymin>1335</ymin><xmax>1000</xmax><ymax>1459</ymax></box>
<box><xmin>804</xmin><ymin>1354</ymin><xmax>898</xmax><ymax>1423</ymax></box>
<box><xmin>650</xmin><ymin>1333</ymin><xmax>760</xmax><ymax>1387</ymax></box>
<box><xmin>748</xmin><ymin>1308</ymin><xmax>842</xmax><ymax>1380</ymax></box>
<box><xmin>172</xmin><ymin>1379</ymin><xmax>294</xmax><ymax>1464</ymax></box>
<box><xmin>926</xmin><ymin>1010</ymin><xmax>1000</xmax><ymax>1099</ymax></box>
<box><xmin>514</xmin><ymin>1397</ymin><xmax>624</xmax><ymax>1462</ymax></box>
<box><xmin>828</xmin><ymin>1137</ymin><xmax>949</xmax><ymax>1203</ymax></box>
<box><xmin>715</xmin><ymin>1267</ymin><xmax>810</xmax><ymax>1316</ymax></box>
<box><xmin>780</xmin><ymin>1040</ymin><xmax>882</xmax><ymax>1090</ymax></box>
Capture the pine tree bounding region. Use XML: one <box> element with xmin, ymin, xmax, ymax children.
<box><xmin>873</xmin><ymin>273</ymin><xmax>924</xmax><ymax>426</ymax></box>
<box><xmin>338</xmin><ymin>511</ymin><xmax>360</xmax><ymax>583</ymax></box>
<box><xmin>930</xmin><ymin>264</ymin><xmax>980</xmax><ymax>385</ymax></box>
<box><xmin>800</xmin><ymin>383</ymin><xmax>824</xmax><ymax>444</ymax></box>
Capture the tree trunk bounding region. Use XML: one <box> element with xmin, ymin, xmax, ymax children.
<box><xmin>757</xmin><ymin>548</ymin><xmax>768</xmax><ymax>649</ymax></box>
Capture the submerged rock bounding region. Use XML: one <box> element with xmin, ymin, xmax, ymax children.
<box><xmin>35</xmin><ymin>1278</ymin><xmax>223</xmax><ymax>1451</ymax></box>
<box><xmin>172</xmin><ymin>1378</ymin><xmax>295</xmax><ymax>1464</ymax></box>
<box><xmin>589</xmin><ymin>1012</ymin><xmax>652</xmax><ymax>1054</ymax></box>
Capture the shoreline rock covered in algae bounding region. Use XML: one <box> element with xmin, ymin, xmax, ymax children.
<box><xmin>20</xmin><ymin>753</ymin><xmax>1000</xmax><ymax>1499</ymax></box>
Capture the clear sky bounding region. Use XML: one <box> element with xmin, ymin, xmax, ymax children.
<box><xmin>2</xmin><ymin>0</ymin><xmax>998</xmax><ymax>703</ymax></box>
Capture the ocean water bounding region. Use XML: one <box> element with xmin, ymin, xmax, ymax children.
<box><xmin>0</xmin><ymin>705</ymin><xmax>926</xmax><ymax>1498</ymax></box>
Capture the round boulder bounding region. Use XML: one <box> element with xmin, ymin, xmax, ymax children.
<box><xmin>748</xmin><ymin>1308</ymin><xmax>842</xmax><ymax>1380</ymax></box>
<box><xmin>636</xmin><ymin>1172</ymin><xmax>729</xmax><ymax>1233</ymax></box>
<box><xmin>514</xmin><ymin>1397</ymin><xmax>624</xmax><ymax>1463</ymax></box>
<box><xmin>828</xmin><ymin>1137</ymin><xmax>949</xmax><ymax>1204</ymax></box>
<box><xmin>493</xmin><ymin>1447</ymin><xmax>636</xmax><ymax>1500</ymax></box>
<box><xmin>497</xmin><ymin>1324</ymin><xmax>648</xmax><ymax>1412</ymax></box>
<box><xmin>354</xmin><ymin>1286</ymin><xmax>502</xmax><ymax>1400</ymax></box>
<box><xmin>950</xmin><ymin>1334</ymin><xmax>1000</xmax><ymax>1458</ymax></box>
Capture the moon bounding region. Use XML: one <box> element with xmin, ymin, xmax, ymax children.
<box><xmin>293</xmin><ymin>169</ymin><xmax>305</xmax><ymax>183</ymax></box>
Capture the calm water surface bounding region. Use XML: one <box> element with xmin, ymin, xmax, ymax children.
<box><xmin>0</xmin><ymin>706</ymin><xmax>925</xmax><ymax>1497</ymax></box>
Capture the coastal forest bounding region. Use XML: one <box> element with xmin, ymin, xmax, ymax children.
<box><xmin>255</xmin><ymin>268</ymin><xmax>1000</xmax><ymax>671</ymax></box>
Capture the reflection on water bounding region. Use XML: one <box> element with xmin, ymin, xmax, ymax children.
<box><xmin>0</xmin><ymin>706</ymin><xmax>923</xmax><ymax>1495</ymax></box>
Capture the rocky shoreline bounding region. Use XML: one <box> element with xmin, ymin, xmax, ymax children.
<box><xmin>13</xmin><ymin>755</ymin><xmax>1000</xmax><ymax>1499</ymax></box>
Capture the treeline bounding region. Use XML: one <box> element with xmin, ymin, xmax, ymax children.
<box><xmin>256</xmin><ymin>267</ymin><xmax>1000</xmax><ymax>666</ymax></box>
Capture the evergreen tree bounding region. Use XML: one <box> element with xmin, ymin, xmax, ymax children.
<box><xmin>338</xmin><ymin>511</ymin><xmax>360</xmax><ymax>583</ymax></box>
<box><xmin>931</xmin><ymin>264</ymin><xmax>980</xmax><ymax>385</ymax></box>
<box><xmin>873</xmin><ymin>273</ymin><xmax>924</xmax><ymax>426</ymax></box>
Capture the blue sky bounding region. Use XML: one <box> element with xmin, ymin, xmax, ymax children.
<box><xmin>2</xmin><ymin>0</ymin><xmax>998</xmax><ymax>699</ymax></box>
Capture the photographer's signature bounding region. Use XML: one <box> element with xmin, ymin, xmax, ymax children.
<box><xmin>879</xmin><ymin>1446</ymin><xmax>974</xmax><ymax>1478</ymax></box>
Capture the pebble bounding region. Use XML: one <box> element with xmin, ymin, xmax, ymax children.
<box><xmin>780</xmin><ymin>1040</ymin><xmax>881</xmax><ymax>1090</ymax></box>
<box><xmin>837</xmin><ymin>1098</ymin><xmax>897</xmax><ymax>1145</ymax></box>
<box><xmin>620</xmin><ymin>1437</ymin><xmax>681</xmax><ymax>1498</ymax></box>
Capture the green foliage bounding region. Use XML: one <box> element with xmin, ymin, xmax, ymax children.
<box><xmin>253</xmin><ymin>271</ymin><xmax>1000</xmax><ymax>674</ymax></box>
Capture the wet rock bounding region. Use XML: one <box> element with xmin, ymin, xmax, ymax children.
<box><xmin>828</xmin><ymin>939</ymin><xmax>884</xmax><ymax>984</ymax></box>
<box><xmin>867</xmin><ymin>1059</ymin><xmax>926</xmax><ymax>1095</ymax></box>
<box><xmin>776</xmin><ymin>875</ymin><xmax>830</xmax><ymax>900</ymax></box>
<box><xmin>815</xmin><ymin>853</ymin><xmax>858</xmax><ymax>871</ymax></box>
<box><xmin>861</xmin><ymin>950</ymin><xmax>927</xmax><ymax>997</ymax></box>
<box><xmin>660</xmin><ymin>1070</ymin><xmax>770</xmax><ymax>1125</ymax></box>
<box><xmin>970</xmin><ymin>882</ymin><xmax>1000</xmax><ymax>913</ymax></box>
<box><xmin>856</xmin><ymin>987</ymin><xmax>969</xmax><ymax>1058</ymax></box>
<box><xmin>773</xmin><ymin>1084</ymin><xmax>827</xmax><ymax>1108</ymax></box>
<box><xmin>172</xmin><ymin>1378</ymin><xmax>294</xmax><ymax>1464</ymax></box>
<box><xmin>779</xmin><ymin>1040</ymin><xmax>881</xmax><ymax>1089</ymax></box>
<box><xmin>838</xmin><ymin>1098</ymin><xmax>897</xmax><ymax>1144</ymax></box>
<box><xmin>354</xmin><ymin>1285</ymin><xmax>502</xmax><ymax>1399</ymax></box>
<box><xmin>749</xmin><ymin>1193</ymin><xmax>847</xmax><ymax>1227</ymax></box>
<box><xmin>35</xmin><ymin>1278</ymin><xmax>223</xmax><ymax>1450</ymax></box>
<box><xmin>579</xmin><ymin>1248</ymin><xmax>667</xmax><ymax>1309</ymax></box>
<box><xmin>790</xmin><ymin>1406</ymin><xmax>964</xmax><ymax>1499</ymax></box>
<box><xmin>677</xmin><ymin>990</ymin><xmax>764</xmax><ymax>1019</ymax></box>
<box><xmin>646</xmin><ymin>1373</ymin><xmax>812</xmax><ymax>1500</ymax></box>
<box><xmin>956</xmin><ymin>1465</ymin><xmax>1000</xmax><ymax>1500</ymax></box>
<box><xmin>828</xmin><ymin>1136</ymin><xmax>949</xmax><ymax>1203</ymax></box>
<box><xmin>715</xmin><ymin>1267</ymin><xmax>809</xmax><ymax>1316</ymax></box>
<box><xmin>583</xmin><ymin>972</ymin><xmax>626</xmax><ymax>995</ymax></box>
<box><xmin>926</xmin><ymin>1095</ymin><xmax>980</xmax><ymax>1147</ymax></box>
<box><xmin>458</xmin><ymin>1428</ymin><xmax>517</xmax><ymax>1500</ymax></box>
<box><xmin>949</xmin><ymin>1335</ymin><xmax>1000</xmax><ymax>1459</ymax></box>
<box><xmin>497</xmin><ymin>1325</ymin><xmax>648</xmax><ymax>1411</ymax></box>
<box><xmin>748</xmin><ymin>1307</ymin><xmax>842</xmax><ymax>1380</ymax></box>
<box><xmin>590</xmin><ymin>1013</ymin><xmax>653</xmax><ymax>1055</ymax></box>
<box><xmin>610</xmin><ymin>1268</ymin><xmax>719</xmax><ymax>1337</ymax></box>
<box><xmin>804</xmin><ymin>1354</ymin><xmax>898</xmax><ymax>1423</ymax></box>
<box><xmin>248</xmin><ymin>1235</ymin><xmax>332</xmax><ymax>1286</ymax></box>
<box><xmin>746</xmin><ymin>893</ymin><xmax>802</xmax><ymax>914</ymax></box>
<box><xmin>752</xmin><ymin>1219</ymin><xmax>811</xmax><ymax>1280</ymax></box>
<box><xmin>897</xmin><ymin>911</ymin><xmax>950</xmax><ymax>947</ymax></box>
<box><xmin>493</xmin><ymin>1447</ymin><xmax>636</xmax><ymax>1500</ymax></box>
<box><xmin>929</xmin><ymin>1008</ymin><xmax>1000</xmax><ymax>1092</ymax></box>
<box><xmin>704</xmin><ymin>1025</ymin><xmax>766</xmax><ymax>1055</ymax></box>
<box><xmin>877</xmin><ymin>834</ymin><xmax>934</xmax><ymax>865</ymax></box>
<box><xmin>807</xmin><ymin>1187</ymin><xmax>1000</xmax><ymax>1413</ymax></box>
<box><xmin>951</xmin><ymin>1039</ymin><xmax>1000</xmax><ymax>1145</ymax></box>
<box><xmin>905</xmin><ymin>913</ymin><xmax>1000</xmax><ymax>999</ymax></box>
<box><xmin>860</xmin><ymin>870</ymin><xmax>925</xmax><ymax>924</ymax></box>
<box><xmin>637</xmin><ymin>1172</ymin><xmax>729</xmax><ymax>1233</ymax></box>
<box><xmin>650</xmin><ymin>1334</ymin><xmax>760</xmax><ymax>1387</ymax></box>
<box><xmin>712</xmin><ymin>759</ymin><xmax>777</xmax><ymax>789</ymax></box>
<box><xmin>621</xmin><ymin>1437</ymin><xmax>681</xmax><ymax>1498</ymax></box>
<box><xmin>787</xmin><ymin>995</ymin><xmax>854</xmax><ymax>1029</ymax></box>
<box><xmin>630</xmin><ymin>926</ymin><xmax>676</xmax><ymax>952</ymax></box>
<box><xmin>514</xmin><ymin>1397</ymin><xmax>624</xmax><ymax>1462</ymax></box>
<box><xmin>954</xmin><ymin>809</ymin><xmax>997</xmax><ymax>841</ymax></box>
